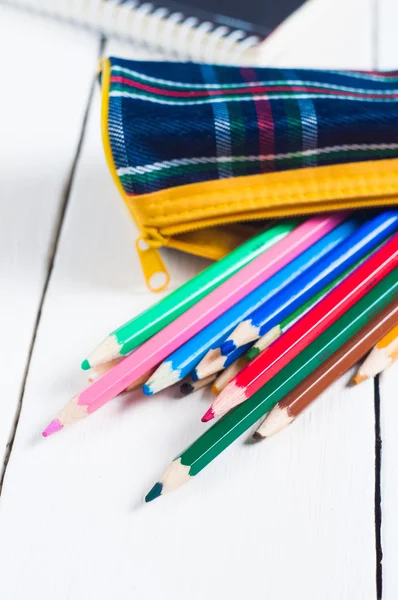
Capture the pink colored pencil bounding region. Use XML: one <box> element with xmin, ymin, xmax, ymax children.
<box><xmin>43</xmin><ymin>214</ymin><xmax>347</xmax><ymax>436</ymax></box>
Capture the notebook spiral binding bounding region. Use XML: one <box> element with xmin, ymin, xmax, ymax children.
<box><xmin>5</xmin><ymin>0</ymin><xmax>261</xmax><ymax>63</ymax></box>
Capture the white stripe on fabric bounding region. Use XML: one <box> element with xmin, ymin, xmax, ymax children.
<box><xmin>297</xmin><ymin>98</ymin><xmax>318</xmax><ymax>167</ymax></box>
<box><xmin>117</xmin><ymin>143</ymin><xmax>398</xmax><ymax>177</ymax></box>
<box><xmin>110</xmin><ymin>90</ymin><xmax>398</xmax><ymax>105</ymax></box>
<box><xmin>200</xmin><ymin>64</ymin><xmax>233</xmax><ymax>179</ymax></box>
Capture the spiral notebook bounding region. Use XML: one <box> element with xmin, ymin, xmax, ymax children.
<box><xmin>6</xmin><ymin>0</ymin><xmax>318</xmax><ymax>65</ymax></box>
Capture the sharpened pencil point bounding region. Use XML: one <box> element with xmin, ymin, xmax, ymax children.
<box><xmin>81</xmin><ymin>359</ymin><xmax>90</xmax><ymax>371</ymax></box>
<box><xmin>145</xmin><ymin>482</ymin><xmax>163</xmax><ymax>502</ymax></box>
<box><xmin>180</xmin><ymin>383</ymin><xmax>194</xmax><ymax>395</ymax></box>
<box><xmin>246</xmin><ymin>348</ymin><xmax>260</xmax><ymax>360</ymax></box>
<box><xmin>352</xmin><ymin>372</ymin><xmax>367</xmax><ymax>385</ymax></box>
<box><xmin>142</xmin><ymin>384</ymin><xmax>154</xmax><ymax>396</ymax></box>
<box><xmin>201</xmin><ymin>407</ymin><xmax>215</xmax><ymax>422</ymax></box>
<box><xmin>221</xmin><ymin>340</ymin><xmax>235</xmax><ymax>355</ymax></box>
<box><xmin>42</xmin><ymin>419</ymin><xmax>63</xmax><ymax>437</ymax></box>
<box><xmin>252</xmin><ymin>431</ymin><xmax>266</xmax><ymax>441</ymax></box>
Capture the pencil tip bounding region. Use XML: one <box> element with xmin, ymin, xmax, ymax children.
<box><xmin>211</xmin><ymin>384</ymin><xmax>218</xmax><ymax>395</ymax></box>
<box><xmin>252</xmin><ymin>431</ymin><xmax>265</xmax><ymax>441</ymax></box>
<box><xmin>42</xmin><ymin>419</ymin><xmax>63</xmax><ymax>438</ymax></box>
<box><xmin>201</xmin><ymin>407</ymin><xmax>215</xmax><ymax>422</ymax></box>
<box><xmin>221</xmin><ymin>340</ymin><xmax>235</xmax><ymax>355</ymax></box>
<box><xmin>245</xmin><ymin>348</ymin><xmax>258</xmax><ymax>360</ymax></box>
<box><xmin>145</xmin><ymin>482</ymin><xmax>163</xmax><ymax>503</ymax></box>
<box><xmin>180</xmin><ymin>383</ymin><xmax>193</xmax><ymax>395</ymax></box>
<box><xmin>81</xmin><ymin>359</ymin><xmax>90</xmax><ymax>371</ymax></box>
<box><xmin>352</xmin><ymin>373</ymin><xmax>367</xmax><ymax>385</ymax></box>
<box><xmin>142</xmin><ymin>384</ymin><xmax>154</xmax><ymax>396</ymax></box>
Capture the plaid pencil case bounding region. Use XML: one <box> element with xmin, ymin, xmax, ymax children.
<box><xmin>100</xmin><ymin>57</ymin><xmax>398</xmax><ymax>291</ymax></box>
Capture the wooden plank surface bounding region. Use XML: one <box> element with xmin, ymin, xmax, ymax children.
<box><xmin>378</xmin><ymin>1</ymin><xmax>398</xmax><ymax>598</ymax></box>
<box><xmin>0</xmin><ymin>2</ymin><xmax>383</xmax><ymax>599</ymax></box>
<box><xmin>0</xmin><ymin>6</ymin><xmax>100</xmax><ymax>466</ymax></box>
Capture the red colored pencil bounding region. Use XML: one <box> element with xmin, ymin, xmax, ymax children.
<box><xmin>202</xmin><ymin>234</ymin><xmax>398</xmax><ymax>422</ymax></box>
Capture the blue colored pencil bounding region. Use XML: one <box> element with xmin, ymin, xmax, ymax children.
<box><xmin>192</xmin><ymin>343</ymin><xmax>253</xmax><ymax>381</ymax></box>
<box><xmin>221</xmin><ymin>210</ymin><xmax>398</xmax><ymax>355</ymax></box>
<box><xmin>142</xmin><ymin>217</ymin><xmax>358</xmax><ymax>395</ymax></box>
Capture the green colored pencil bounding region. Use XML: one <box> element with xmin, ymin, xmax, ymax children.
<box><xmin>146</xmin><ymin>268</ymin><xmax>398</xmax><ymax>501</ymax></box>
<box><xmin>82</xmin><ymin>220</ymin><xmax>299</xmax><ymax>370</ymax></box>
<box><xmin>245</xmin><ymin>249</ymin><xmax>377</xmax><ymax>361</ymax></box>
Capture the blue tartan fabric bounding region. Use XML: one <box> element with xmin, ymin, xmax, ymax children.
<box><xmin>104</xmin><ymin>57</ymin><xmax>398</xmax><ymax>196</ymax></box>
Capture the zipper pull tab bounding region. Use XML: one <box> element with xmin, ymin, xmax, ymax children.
<box><xmin>136</xmin><ymin>236</ymin><xmax>170</xmax><ymax>292</ymax></box>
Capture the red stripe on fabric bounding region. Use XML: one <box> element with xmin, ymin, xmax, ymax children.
<box><xmin>110</xmin><ymin>76</ymin><xmax>398</xmax><ymax>99</ymax></box>
<box><xmin>241</xmin><ymin>68</ymin><xmax>274</xmax><ymax>173</ymax></box>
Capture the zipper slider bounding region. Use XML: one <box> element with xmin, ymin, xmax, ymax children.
<box><xmin>136</xmin><ymin>235</ymin><xmax>170</xmax><ymax>292</ymax></box>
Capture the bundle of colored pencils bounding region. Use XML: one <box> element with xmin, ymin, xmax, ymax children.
<box><xmin>43</xmin><ymin>211</ymin><xmax>398</xmax><ymax>502</ymax></box>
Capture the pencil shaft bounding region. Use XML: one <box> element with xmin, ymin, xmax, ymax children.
<box><xmin>174</xmin><ymin>271</ymin><xmax>398</xmax><ymax>480</ymax></box>
<box><xmin>88</xmin><ymin>360</ymin><xmax>153</xmax><ymax>391</ymax></box>
<box><xmin>377</xmin><ymin>323</ymin><xmax>398</xmax><ymax>348</ymax></box>
<box><xmin>83</xmin><ymin>222</ymin><xmax>297</xmax><ymax>367</ymax></box>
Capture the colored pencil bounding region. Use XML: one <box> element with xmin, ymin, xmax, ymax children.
<box><xmin>143</xmin><ymin>216</ymin><xmax>352</xmax><ymax>394</ymax></box>
<box><xmin>180</xmin><ymin>374</ymin><xmax>218</xmax><ymax>396</ymax></box>
<box><xmin>43</xmin><ymin>216</ymin><xmax>340</xmax><ymax>436</ymax></box>
<box><xmin>202</xmin><ymin>234</ymin><xmax>398</xmax><ymax>422</ymax></box>
<box><xmin>145</xmin><ymin>270</ymin><xmax>398</xmax><ymax>501</ymax></box>
<box><xmin>245</xmin><ymin>247</ymin><xmax>381</xmax><ymax>361</ymax></box>
<box><xmin>212</xmin><ymin>357</ymin><xmax>248</xmax><ymax>394</ymax></box>
<box><xmin>254</xmin><ymin>298</ymin><xmax>398</xmax><ymax>439</ymax></box>
<box><xmin>88</xmin><ymin>360</ymin><xmax>154</xmax><ymax>391</ymax></box>
<box><xmin>81</xmin><ymin>221</ymin><xmax>298</xmax><ymax>370</ymax></box>
<box><xmin>352</xmin><ymin>323</ymin><xmax>398</xmax><ymax>384</ymax></box>
<box><xmin>193</xmin><ymin>343</ymin><xmax>252</xmax><ymax>381</ymax></box>
<box><xmin>221</xmin><ymin>211</ymin><xmax>398</xmax><ymax>355</ymax></box>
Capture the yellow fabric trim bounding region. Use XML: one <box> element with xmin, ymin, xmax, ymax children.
<box><xmin>125</xmin><ymin>158</ymin><xmax>398</xmax><ymax>236</ymax></box>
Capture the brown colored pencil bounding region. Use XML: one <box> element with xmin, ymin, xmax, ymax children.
<box><xmin>352</xmin><ymin>323</ymin><xmax>398</xmax><ymax>384</ymax></box>
<box><xmin>254</xmin><ymin>297</ymin><xmax>398</xmax><ymax>439</ymax></box>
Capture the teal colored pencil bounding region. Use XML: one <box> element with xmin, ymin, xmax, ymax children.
<box><xmin>82</xmin><ymin>221</ymin><xmax>298</xmax><ymax>370</ymax></box>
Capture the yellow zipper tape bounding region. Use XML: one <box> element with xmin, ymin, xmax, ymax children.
<box><xmin>125</xmin><ymin>157</ymin><xmax>398</xmax><ymax>235</ymax></box>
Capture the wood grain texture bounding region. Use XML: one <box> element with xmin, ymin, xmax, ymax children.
<box><xmin>378</xmin><ymin>0</ymin><xmax>398</xmax><ymax>597</ymax></box>
<box><xmin>0</xmin><ymin>6</ymin><xmax>99</xmax><ymax>464</ymax></box>
<box><xmin>0</xmin><ymin>3</ymin><xmax>383</xmax><ymax>599</ymax></box>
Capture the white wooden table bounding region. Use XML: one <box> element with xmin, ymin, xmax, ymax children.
<box><xmin>0</xmin><ymin>2</ymin><xmax>397</xmax><ymax>598</ymax></box>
